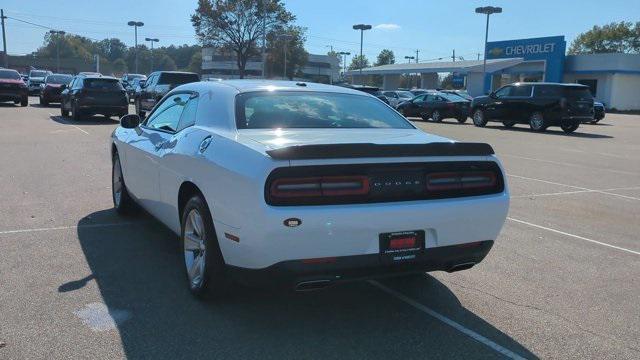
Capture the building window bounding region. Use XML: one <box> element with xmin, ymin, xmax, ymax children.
<box><xmin>577</xmin><ymin>79</ymin><xmax>597</xmax><ymax>96</ymax></box>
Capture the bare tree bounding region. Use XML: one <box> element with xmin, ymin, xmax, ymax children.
<box><xmin>192</xmin><ymin>0</ymin><xmax>295</xmax><ymax>78</ymax></box>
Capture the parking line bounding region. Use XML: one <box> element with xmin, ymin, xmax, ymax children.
<box><xmin>510</xmin><ymin>186</ymin><xmax>640</xmax><ymax>199</ymax></box>
<box><xmin>507</xmin><ymin>217</ymin><xmax>640</xmax><ymax>256</ymax></box>
<box><xmin>502</xmin><ymin>154</ymin><xmax>639</xmax><ymax>176</ymax></box>
<box><xmin>49</xmin><ymin>113</ymin><xmax>90</xmax><ymax>135</ymax></box>
<box><xmin>508</xmin><ymin>174</ymin><xmax>640</xmax><ymax>201</ymax></box>
<box><xmin>368</xmin><ymin>280</ymin><xmax>526</xmax><ymax>360</ymax></box>
<box><xmin>0</xmin><ymin>222</ymin><xmax>140</xmax><ymax>235</ymax></box>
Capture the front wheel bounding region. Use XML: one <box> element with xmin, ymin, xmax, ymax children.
<box><xmin>457</xmin><ymin>116</ymin><xmax>468</xmax><ymax>124</ymax></box>
<box><xmin>72</xmin><ymin>102</ymin><xmax>82</xmax><ymax>121</ymax></box>
<box><xmin>61</xmin><ymin>103</ymin><xmax>69</xmax><ymax>117</ymax></box>
<box><xmin>561</xmin><ymin>122</ymin><xmax>579</xmax><ymax>134</ymax></box>
<box><xmin>529</xmin><ymin>112</ymin><xmax>547</xmax><ymax>132</ymax></box>
<box><xmin>112</xmin><ymin>153</ymin><xmax>135</xmax><ymax>214</ymax></box>
<box><xmin>181</xmin><ymin>195</ymin><xmax>228</xmax><ymax>299</ymax></box>
<box><xmin>472</xmin><ymin>109</ymin><xmax>488</xmax><ymax>127</ymax></box>
<box><xmin>431</xmin><ymin>110</ymin><xmax>442</xmax><ymax>122</ymax></box>
<box><xmin>20</xmin><ymin>96</ymin><xmax>28</xmax><ymax>107</ymax></box>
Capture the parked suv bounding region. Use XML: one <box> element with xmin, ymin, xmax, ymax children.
<box><xmin>135</xmin><ymin>71</ymin><xmax>199</xmax><ymax>116</ymax></box>
<box><xmin>39</xmin><ymin>74</ymin><xmax>73</xmax><ymax>106</ymax></box>
<box><xmin>470</xmin><ymin>83</ymin><xmax>594</xmax><ymax>134</ymax></box>
<box><xmin>27</xmin><ymin>69</ymin><xmax>52</xmax><ymax>95</ymax></box>
<box><xmin>60</xmin><ymin>75</ymin><xmax>128</xmax><ymax>120</ymax></box>
<box><xmin>0</xmin><ymin>68</ymin><xmax>28</xmax><ymax>106</ymax></box>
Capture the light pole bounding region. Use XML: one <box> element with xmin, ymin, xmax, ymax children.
<box><xmin>404</xmin><ymin>56</ymin><xmax>415</xmax><ymax>88</ymax></box>
<box><xmin>352</xmin><ymin>24</ymin><xmax>372</xmax><ymax>84</ymax></box>
<box><xmin>338</xmin><ymin>51</ymin><xmax>350</xmax><ymax>79</ymax></box>
<box><xmin>145</xmin><ymin>37</ymin><xmax>159</xmax><ymax>72</ymax></box>
<box><xmin>475</xmin><ymin>6</ymin><xmax>502</xmax><ymax>93</ymax></box>
<box><xmin>277</xmin><ymin>34</ymin><xmax>294</xmax><ymax>80</ymax></box>
<box><xmin>127</xmin><ymin>21</ymin><xmax>144</xmax><ymax>73</ymax></box>
<box><xmin>49</xmin><ymin>30</ymin><xmax>65</xmax><ymax>73</ymax></box>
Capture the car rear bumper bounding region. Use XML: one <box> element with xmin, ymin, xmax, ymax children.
<box><xmin>79</xmin><ymin>104</ymin><xmax>128</xmax><ymax>114</ymax></box>
<box><xmin>0</xmin><ymin>91</ymin><xmax>26</xmax><ymax>101</ymax></box>
<box><xmin>227</xmin><ymin>240</ymin><xmax>494</xmax><ymax>290</ymax></box>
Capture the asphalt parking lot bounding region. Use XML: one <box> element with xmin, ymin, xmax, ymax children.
<box><xmin>1</xmin><ymin>98</ymin><xmax>639</xmax><ymax>359</ymax></box>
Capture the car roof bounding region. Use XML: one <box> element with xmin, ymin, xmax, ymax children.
<box><xmin>185</xmin><ymin>79</ymin><xmax>369</xmax><ymax>96</ymax></box>
<box><xmin>79</xmin><ymin>74</ymin><xmax>119</xmax><ymax>80</ymax></box>
<box><xmin>511</xmin><ymin>82</ymin><xmax>589</xmax><ymax>88</ymax></box>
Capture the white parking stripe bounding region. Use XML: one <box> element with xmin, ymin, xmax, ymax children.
<box><xmin>507</xmin><ymin>217</ymin><xmax>640</xmax><ymax>256</ymax></box>
<box><xmin>0</xmin><ymin>222</ymin><xmax>140</xmax><ymax>235</ymax></box>
<box><xmin>368</xmin><ymin>280</ymin><xmax>527</xmax><ymax>360</ymax></box>
<box><xmin>49</xmin><ymin>113</ymin><xmax>90</xmax><ymax>135</ymax></box>
<box><xmin>502</xmin><ymin>154</ymin><xmax>639</xmax><ymax>176</ymax></box>
<box><xmin>508</xmin><ymin>174</ymin><xmax>640</xmax><ymax>201</ymax></box>
<box><xmin>510</xmin><ymin>186</ymin><xmax>640</xmax><ymax>199</ymax></box>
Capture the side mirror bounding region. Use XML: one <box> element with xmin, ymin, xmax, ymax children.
<box><xmin>120</xmin><ymin>114</ymin><xmax>140</xmax><ymax>129</ymax></box>
<box><xmin>489</xmin><ymin>92</ymin><xmax>497</xmax><ymax>99</ymax></box>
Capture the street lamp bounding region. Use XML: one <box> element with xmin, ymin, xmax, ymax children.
<box><xmin>277</xmin><ymin>34</ymin><xmax>294</xmax><ymax>80</ymax></box>
<box><xmin>338</xmin><ymin>51</ymin><xmax>351</xmax><ymax>79</ymax></box>
<box><xmin>49</xmin><ymin>30</ymin><xmax>66</xmax><ymax>73</ymax></box>
<box><xmin>404</xmin><ymin>55</ymin><xmax>415</xmax><ymax>63</ymax></box>
<box><xmin>352</xmin><ymin>24</ymin><xmax>372</xmax><ymax>84</ymax></box>
<box><xmin>475</xmin><ymin>6</ymin><xmax>502</xmax><ymax>93</ymax></box>
<box><xmin>145</xmin><ymin>37</ymin><xmax>159</xmax><ymax>72</ymax></box>
<box><xmin>127</xmin><ymin>21</ymin><xmax>144</xmax><ymax>73</ymax></box>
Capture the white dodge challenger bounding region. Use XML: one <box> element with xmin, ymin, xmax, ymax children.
<box><xmin>111</xmin><ymin>80</ymin><xmax>509</xmax><ymax>297</ymax></box>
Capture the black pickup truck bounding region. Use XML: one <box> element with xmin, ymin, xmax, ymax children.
<box><xmin>470</xmin><ymin>83</ymin><xmax>594</xmax><ymax>134</ymax></box>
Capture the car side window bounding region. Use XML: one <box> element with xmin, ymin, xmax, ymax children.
<box><xmin>510</xmin><ymin>85</ymin><xmax>532</xmax><ymax>97</ymax></box>
<box><xmin>494</xmin><ymin>86</ymin><xmax>511</xmax><ymax>98</ymax></box>
<box><xmin>145</xmin><ymin>75</ymin><xmax>156</xmax><ymax>88</ymax></box>
<box><xmin>176</xmin><ymin>95</ymin><xmax>199</xmax><ymax>132</ymax></box>
<box><xmin>144</xmin><ymin>93</ymin><xmax>190</xmax><ymax>132</ymax></box>
<box><xmin>425</xmin><ymin>95</ymin><xmax>437</xmax><ymax>102</ymax></box>
<box><xmin>414</xmin><ymin>95</ymin><xmax>426</xmax><ymax>102</ymax></box>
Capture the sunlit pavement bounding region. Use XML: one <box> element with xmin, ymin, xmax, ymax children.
<box><xmin>0</xmin><ymin>97</ymin><xmax>638</xmax><ymax>359</ymax></box>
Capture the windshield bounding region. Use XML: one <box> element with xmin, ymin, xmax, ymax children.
<box><xmin>158</xmin><ymin>73</ymin><xmax>199</xmax><ymax>85</ymax></box>
<box><xmin>83</xmin><ymin>78</ymin><xmax>123</xmax><ymax>90</ymax></box>
<box><xmin>0</xmin><ymin>70</ymin><xmax>21</xmax><ymax>80</ymax></box>
<box><xmin>30</xmin><ymin>71</ymin><xmax>48</xmax><ymax>77</ymax></box>
<box><xmin>397</xmin><ymin>91</ymin><xmax>414</xmax><ymax>99</ymax></box>
<box><xmin>46</xmin><ymin>75</ymin><xmax>72</xmax><ymax>84</ymax></box>
<box><xmin>236</xmin><ymin>91</ymin><xmax>413</xmax><ymax>129</ymax></box>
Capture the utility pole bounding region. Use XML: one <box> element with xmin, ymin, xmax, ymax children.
<box><xmin>127</xmin><ymin>21</ymin><xmax>144</xmax><ymax>73</ymax></box>
<box><xmin>415</xmin><ymin>49</ymin><xmax>420</xmax><ymax>63</ymax></box>
<box><xmin>277</xmin><ymin>34</ymin><xmax>293</xmax><ymax>80</ymax></box>
<box><xmin>452</xmin><ymin>49</ymin><xmax>456</xmax><ymax>62</ymax></box>
<box><xmin>1</xmin><ymin>9</ymin><xmax>8</xmax><ymax>68</ymax></box>
<box><xmin>261</xmin><ymin>0</ymin><xmax>266</xmax><ymax>78</ymax></box>
<box><xmin>49</xmin><ymin>30</ymin><xmax>65</xmax><ymax>73</ymax></box>
<box><xmin>145</xmin><ymin>37</ymin><xmax>159</xmax><ymax>72</ymax></box>
<box><xmin>476</xmin><ymin>6</ymin><xmax>502</xmax><ymax>93</ymax></box>
<box><xmin>352</xmin><ymin>24</ymin><xmax>372</xmax><ymax>85</ymax></box>
<box><xmin>96</xmin><ymin>54</ymin><xmax>100</xmax><ymax>73</ymax></box>
<box><xmin>477</xmin><ymin>53</ymin><xmax>481</xmax><ymax>60</ymax></box>
<box><xmin>338</xmin><ymin>51</ymin><xmax>350</xmax><ymax>80</ymax></box>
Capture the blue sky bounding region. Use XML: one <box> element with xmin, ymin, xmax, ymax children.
<box><xmin>3</xmin><ymin>0</ymin><xmax>640</xmax><ymax>63</ymax></box>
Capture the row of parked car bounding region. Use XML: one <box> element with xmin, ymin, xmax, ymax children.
<box><xmin>345</xmin><ymin>83</ymin><xmax>605</xmax><ymax>134</ymax></box>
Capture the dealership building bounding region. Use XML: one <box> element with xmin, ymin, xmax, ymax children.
<box><xmin>346</xmin><ymin>36</ymin><xmax>640</xmax><ymax>110</ymax></box>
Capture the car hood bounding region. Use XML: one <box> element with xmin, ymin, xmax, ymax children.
<box><xmin>0</xmin><ymin>79</ymin><xmax>25</xmax><ymax>85</ymax></box>
<box><xmin>29</xmin><ymin>77</ymin><xmax>45</xmax><ymax>82</ymax></box>
<box><xmin>235</xmin><ymin>128</ymin><xmax>455</xmax><ymax>156</ymax></box>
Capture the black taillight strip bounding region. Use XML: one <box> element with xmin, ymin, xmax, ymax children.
<box><xmin>265</xmin><ymin>142</ymin><xmax>494</xmax><ymax>160</ymax></box>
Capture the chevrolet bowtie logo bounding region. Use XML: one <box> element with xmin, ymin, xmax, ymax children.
<box><xmin>489</xmin><ymin>47</ymin><xmax>504</xmax><ymax>56</ymax></box>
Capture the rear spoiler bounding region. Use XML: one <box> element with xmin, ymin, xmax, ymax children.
<box><xmin>266</xmin><ymin>142</ymin><xmax>494</xmax><ymax>160</ymax></box>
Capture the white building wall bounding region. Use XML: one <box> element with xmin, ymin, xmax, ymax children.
<box><xmin>466</xmin><ymin>72</ymin><xmax>485</xmax><ymax>97</ymax></box>
<box><xmin>609</xmin><ymin>73</ymin><xmax>640</xmax><ymax>111</ymax></box>
<box><xmin>563</xmin><ymin>73</ymin><xmax>613</xmax><ymax>106</ymax></box>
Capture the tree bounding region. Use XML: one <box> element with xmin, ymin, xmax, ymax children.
<box><xmin>96</xmin><ymin>38</ymin><xmax>128</xmax><ymax>62</ymax></box>
<box><xmin>327</xmin><ymin>49</ymin><xmax>340</xmax><ymax>68</ymax></box>
<box><xmin>191</xmin><ymin>0</ymin><xmax>296</xmax><ymax>78</ymax></box>
<box><xmin>266</xmin><ymin>25</ymin><xmax>308</xmax><ymax>79</ymax></box>
<box><xmin>112</xmin><ymin>58</ymin><xmax>128</xmax><ymax>74</ymax></box>
<box><xmin>375</xmin><ymin>49</ymin><xmax>395</xmax><ymax>66</ymax></box>
<box><xmin>187</xmin><ymin>51</ymin><xmax>203</xmax><ymax>73</ymax></box>
<box><xmin>569</xmin><ymin>21</ymin><xmax>640</xmax><ymax>54</ymax></box>
<box><xmin>348</xmin><ymin>55</ymin><xmax>369</xmax><ymax>70</ymax></box>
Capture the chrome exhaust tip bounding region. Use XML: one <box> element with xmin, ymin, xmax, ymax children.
<box><xmin>446</xmin><ymin>262</ymin><xmax>476</xmax><ymax>273</ymax></box>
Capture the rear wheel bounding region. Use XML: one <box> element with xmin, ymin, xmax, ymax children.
<box><xmin>457</xmin><ymin>116</ymin><xmax>468</xmax><ymax>124</ymax></box>
<box><xmin>472</xmin><ymin>109</ymin><xmax>488</xmax><ymax>127</ymax></box>
<box><xmin>61</xmin><ymin>103</ymin><xmax>69</xmax><ymax>117</ymax></box>
<box><xmin>431</xmin><ymin>110</ymin><xmax>442</xmax><ymax>122</ymax></box>
<box><xmin>20</xmin><ymin>96</ymin><xmax>28</xmax><ymax>107</ymax></box>
<box><xmin>561</xmin><ymin>122</ymin><xmax>579</xmax><ymax>134</ymax></box>
<box><xmin>112</xmin><ymin>153</ymin><xmax>135</xmax><ymax>214</ymax></box>
<box><xmin>529</xmin><ymin>112</ymin><xmax>547</xmax><ymax>132</ymax></box>
<box><xmin>72</xmin><ymin>102</ymin><xmax>82</xmax><ymax>121</ymax></box>
<box><xmin>181</xmin><ymin>195</ymin><xmax>228</xmax><ymax>299</ymax></box>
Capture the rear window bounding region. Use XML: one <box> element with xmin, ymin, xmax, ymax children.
<box><xmin>30</xmin><ymin>71</ymin><xmax>48</xmax><ymax>77</ymax></box>
<box><xmin>158</xmin><ymin>73</ymin><xmax>199</xmax><ymax>85</ymax></box>
<box><xmin>236</xmin><ymin>91</ymin><xmax>414</xmax><ymax>130</ymax></box>
<box><xmin>564</xmin><ymin>86</ymin><xmax>593</xmax><ymax>100</ymax></box>
<box><xmin>0</xmin><ymin>69</ymin><xmax>21</xmax><ymax>80</ymax></box>
<box><xmin>83</xmin><ymin>78</ymin><xmax>123</xmax><ymax>90</ymax></box>
<box><xmin>46</xmin><ymin>75</ymin><xmax>72</xmax><ymax>84</ymax></box>
<box><xmin>397</xmin><ymin>91</ymin><xmax>414</xmax><ymax>99</ymax></box>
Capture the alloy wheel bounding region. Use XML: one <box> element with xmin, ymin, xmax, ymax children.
<box><xmin>184</xmin><ymin>209</ymin><xmax>207</xmax><ymax>290</ymax></box>
<box><xmin>112</xmin><ymin>158</ymin><xmax>123</xmax><ymax>207</ymax></box>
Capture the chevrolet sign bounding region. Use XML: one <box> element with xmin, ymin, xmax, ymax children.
<box><xmin>504</xmin><ymin>43</ymin><xmax>557</xmax><ymax>56</ymax></box>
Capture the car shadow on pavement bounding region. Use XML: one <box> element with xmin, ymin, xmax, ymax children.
<box><xmin>49</xmin><ymin>115</ymin><xmax>120</xmax><ymax>126</ymax></box>
<box><xmin>66</xmin><ymin>209</ymin><xmax>538</xmax><ymax>359</ymax></box>
<box><xmin>485</xmin><ymin>125</ymin><xmax>613</xmax><ymax>139</ymax></box>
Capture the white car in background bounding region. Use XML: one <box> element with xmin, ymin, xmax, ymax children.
<box><xmin>111</xmin><ymin>80</ymin><xmax>509</xmax><ymax>298</ymax></box>
<box><xmin>383</xmin><ymin>90</ymin><xmax>415</xmax><ymax>108</ymax></box>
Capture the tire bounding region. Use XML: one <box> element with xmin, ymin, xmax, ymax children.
<box><xmin>41</xmin><ymin>98</ymin><xmax>49</xmax><ymax>107</ymax></box>
<box><xmin>529</xmin><ymin>112</ymin><xmax>547</xmax><ymax>132</ymax></box>
<box><xmin>561</xmin><ymin>122</ymin><xmax>579</xmax><ymax>134</ymax></box>
<box><xmin>136</xmin><ymin>100</ymin><xmax>146</xmax><ymax>118</ymax></box>
<box><xmin>181</xmin><ymin>195</ymin><xmax>228</xmax><ymax>299</ymax></box>
<box><xmin>431</xmin><ymin>110</ymin><xmax>442</xmax><ymax>122</ymax></box>
<box><xmin>457</xmin><ymin>116</ymin><xmax>468</xmax><ymax>124</ymax></box>
<box><xmin>400</xmin><ymin>108</ymin><xmax>408</xmax><ymax>118</ymax></box>
<box><xmin>72</xmin><ymin>102</ymin><xmax>82</xmax><ymax>121</ymax></box>
<box><xmin>112</xmin><ymin>153</ymin><xmax>135</xmax><ymax>214</ymax></box>
<box><xmin>502</xmin><ymin>120</ymin><xmax>517</xmax><ymax>128</ymax></box>
<box><xmin>472</xmin><ymin>108</ymin><xmax>488</xmax><ymax>127</ymax></box>
<box><xmin>20</xmin><ymin>96</ymin><xmax>28</xmax><ymax>107</ymax></box>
